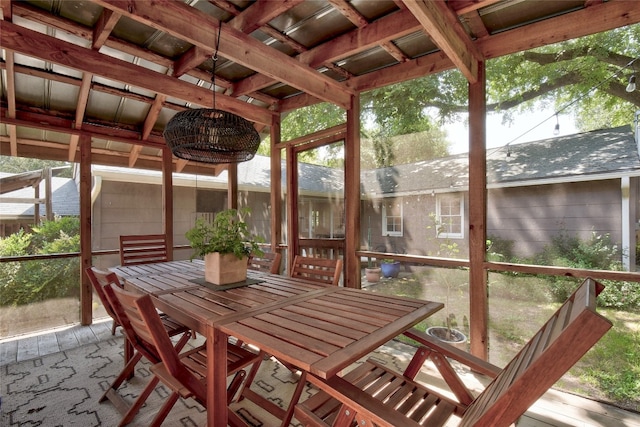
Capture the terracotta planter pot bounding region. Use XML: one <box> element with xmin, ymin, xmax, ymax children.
<box><xmin>204</xmin><ymin>252</ymin><xmax>248</xmax><ymax>285</ymax></box>
<box><xmin>365</xmin><ymin>267</ymin><xmax>381</xmax><ymax>283</ymax></box>
<box><xmin>426</xmin><ymin>326</ymin><xmax>467</xmax><ymax>351</ymax></box>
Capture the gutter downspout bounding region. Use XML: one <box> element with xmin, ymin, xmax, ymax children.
<box><xmin>91</xmin><ymin>175</ymin><xmax>102</xmax><ymax>207</ymax></box>
<box><xmin>91</xmin><ymin>175</ymin><xmax>102</xmax><ymax>252</ymax></box>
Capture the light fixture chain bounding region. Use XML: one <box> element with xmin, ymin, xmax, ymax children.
<box><xmin>211</xmin><ymin>20</ymin><xmax>222</xmax><ymax>108</ymax></box>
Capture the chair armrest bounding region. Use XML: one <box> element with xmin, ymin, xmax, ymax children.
<box><xmin>403</xmin><ymin>328</ymin><xmax>501</xmax><ymax>378</ymax></box>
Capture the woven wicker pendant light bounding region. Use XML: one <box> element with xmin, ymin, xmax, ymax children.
<box><xmin>163</xmin><ymin>21</ymin><xmax>260</xmax><ymax>164</ymax></box>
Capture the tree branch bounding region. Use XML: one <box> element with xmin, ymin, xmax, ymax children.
<box><xmin>524</xmin><ymin>49</ymin><xmax>639</xmax><ymax>71</ymax></box>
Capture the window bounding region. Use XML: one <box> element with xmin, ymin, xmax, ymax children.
<box><xmin>382</xmin><ymin>200</ymin><xmax>403</xmax><ymax>237</ymax></box>
<box><xmin>436</xmin><ymin>194</ymin><xmax>463</xmax><ymax>239</ymax></box>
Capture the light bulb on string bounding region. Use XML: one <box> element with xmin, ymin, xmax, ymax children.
<box><xmin>553</xmin><ymin>114</ymin><xmax>560</xmax><ymax>136</ymax></box>
<box><xmin>627</xmin><ymin>74</ymin><xmax>637</xmax><ymax>93</ymax></box>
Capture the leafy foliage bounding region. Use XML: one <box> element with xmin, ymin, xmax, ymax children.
<box><xmin>361</xmin><ymin>129</ymin><xmax>449</xmax><ymax>169</ymax></box>
<box><xmin>0</xmin><ymin>218</ymin><xmax>80</xmax><ymax>306</ymax></box>
<box><xmin>185</xmin><ymin>208</ymin><xmax>264</xmax><ymax>260</ymax></box>
<box><xmin>486</xmin><ymin>25</ymin><xmax>639</xmax><ymax>129</ymax></box>
<box><xmin>490</xmin><ymin>231</ymin><xmax>639</xmax><ymax>310</ymax></box>
<box><xmin>30</xmin><ymin>217</ymin><xmax>80</xmax><ymax>251</ymax></box>
<box><xmin>0</xmin><ymin>156</ymin><xmax>73</xmax><ymax>178</ymax></box>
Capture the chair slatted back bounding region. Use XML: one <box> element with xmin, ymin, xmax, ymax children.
<box><xmin>119</xmin><ymin>234</ymin><xmax>169</xmax><ymax>266</ymax></box>
<box><xmin>290</xmin><ymin>255</ymin><xmax>342</xmax><ymax>286</ymax></box>
<box><xmin>86</xmin><ymin>267</ymin><xmax>122</xmax><ymax>332</ymax></box>
<box><xmin>247</xmin><ymin>251</ymin><xmax>282</xmax><ymax>275</ymax></box>
<box><xmin>103</xmin><ymin>284</ymin><xmax>162</xmax><ymax>364</ymax></box>
<box><xmin>460</xmin><ymin>278</ymin><xmax>611</xmax><ymax>427</ymax></box>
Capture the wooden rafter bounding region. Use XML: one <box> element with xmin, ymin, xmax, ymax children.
<box><xmin>402</xmin><ymin>0</ymin><xmax>482</xmax><ymax>83</ymax></box>
<box><xmin>93</xmin><ymin>0</ymin><xmax>353</xmax><ymax>109</ymax></box>
<box><xmin>0</xmin><ymin>20</ymin><xmax>275</xmax><ymax>125</ymax></box>
<box><xmin>68</xmin><ymin>73</ymin><xmax>93</xmax><ymax>161</ymax></box>
<box><xmin>233</xmin><ymin>8</ymin><xmax>422</xmax><ymax>97</ymax></box>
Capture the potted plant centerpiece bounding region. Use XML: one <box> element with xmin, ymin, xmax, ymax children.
<box><xmin>186</xmin><ymin>208</ymin><xmax>263</xmax><ymax>285</ymax></box>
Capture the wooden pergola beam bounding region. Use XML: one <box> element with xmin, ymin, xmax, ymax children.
<box><xmin>402</xmin><ymin>0</ymin><xmax>482</xmax><ymax>83</ymax></box>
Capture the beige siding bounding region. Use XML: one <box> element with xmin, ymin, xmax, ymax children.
<box><xmin>487</xmin><ymin>180</ymin><xmax>621</xmax><ymax>257</ymax></box>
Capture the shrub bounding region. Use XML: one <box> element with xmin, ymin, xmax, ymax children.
<box><xmin>529</xmin><ymin>231</ymin><xmax>639</xmax><ymax>309</ymax></box>
<box><xmin>0</xmin><ymin>218</ymin><xmax>80</xmax><ymax>306</ymax></box>
<box><xmin>486</xmin><ymin>235</ymin><xmax>515</xmax><ymax>262</ymax></box>
<box><xmin>599</xmin><ymin>277</ymin><xmax>640</xmax><ymax>310</ymax></box>
<box><xmin>30</xmin><ymin>216</ymin><xmax>80</xmax><ymax>250</ymax></box>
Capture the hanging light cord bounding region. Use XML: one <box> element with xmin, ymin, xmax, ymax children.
<box><xmin>489</xmin><ymin>56</ymin><xmax>639</xmax><ymax>158</ymax></box>
<box><xmin>211</xmin><ymin>21</ymin><xmax>222</xmax><ymax>108</ymax></box>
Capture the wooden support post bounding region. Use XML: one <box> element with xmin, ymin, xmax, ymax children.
<box><xmin>228</xmin><ymin>163</ymin><xmax>238</xmax><ymax>209</ymax></box>
<box><xmin>286</xmin><ymin>144</ymin><xmax>298</xmax><ymax>274</ymax></box>
<box><xmin>468</xmin><ymin>61</ymin><xmax>488</xmax><ymax>359</ymax></box>
<box><xmin>79</xmin><ymin>135</ymin><xmax>92</xmax><ymax>325</ymax></box>
<box><xmin>44</xmin><ymin>167</ymin><xmax>53</xmax><ymax>220</ymax></box>
<box><xmin>345</xmin><ymin>95</ymin><xmax>361</xmax><ymax>288</ymax></box>
<box><xmin>162</xmin><ymin>146</ymin><xmax>174</xmax><ymax>260</ymax></box>
<box><xmin>270</xmin><ymin>115</ymin><xmax>282</xmax><ymax>253</ymax></box>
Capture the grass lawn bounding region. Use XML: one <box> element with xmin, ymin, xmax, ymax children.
<box><xmin>363</xmin><ymin>267</ymin><xmax>640</xmax><ymax>412</ymax></box>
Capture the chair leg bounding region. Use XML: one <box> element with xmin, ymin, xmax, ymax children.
<box><xmin>100</xmin><ymin>351</ymin><xmax>143</xmax><ymax>403</ymax></box>
<box><xmin>227</xmin><ymin>370</ymin><xmax>247</xmax><ymax>405</ymax></box>
<box><xmin>118</xmin><ymin>376</ymin><xmax>160</xmax><ymax>426</ymax></box>
<box><xmin>124</xmin><ymin>339</ymin><xmax>135</xmax><ymax>380</ymax></box>
<box><xmin>281</xmin><ymin>371</ymin><xmax>307</xmax><ymax>427</ymax></box>
<box><xmin>235</xmin><ymin>352</ymin><xmax>264</xmax><ymax>403</ymax></box>
<box><xmin>111</xmin><ymin>321</ymin><xmax>117</xmax><ymax>335</ymax></box>
<box><xmin>149</xmin><ymin>391</ymin><xmax>180</xmax><ymax>427</ymax></box>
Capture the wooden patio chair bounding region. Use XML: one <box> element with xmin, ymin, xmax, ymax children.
<box><xmin>295</xmin><ymin>277</ymin><xmax>612</xmax><ymax>427</ymax></box>
<box><xmin>290</xmin><ymin>255</ymin><xmax>343</xmax><ymax>286</ymax></box>
<box><xmin>247</xmin><ymin>251</ymin><xmax>282</xmax><ymax>274</ymax></box>
<box><xmin>104</xmin><ymin>283</ymin><xmax>263</xmax><ymax>427</ymax></box>
<box><xmin>86</xmin><ymin>267</ymin><xmax>124</xmax><ymax>335</ymax></box>
<box><xmin>89</xmin><ymin>268</ymin><xmax>191</xmax><ymax>426</ymax></box>
<box><xmin>119</xmin><ymin>234</ymin><xmax>169</xmax><ymax>266</ymax></box>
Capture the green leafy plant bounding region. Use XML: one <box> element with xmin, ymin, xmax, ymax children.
<box><xmin>185</xmin><ymin>208</ymin><xmax>263</xmax><ymax>260</ymax></box>
<box><xmin>0</xmin><ymin>218</ymin><xmax>80</xmax><ymax>306</ymax></box>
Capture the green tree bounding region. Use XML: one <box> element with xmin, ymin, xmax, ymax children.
<box><xmin>267</xmin><ymin>26</ymin><xmax>639</xmax><ymax>166</ymax></box>
<box><xmin>0</xmin><ymin>156</ymin><xmax>73</xmax><ymax>178</ymax></box>
<box><xmin>402</xmin><ymin>25</ymin><xmax>640</xmax><ymax>128</ymax></box>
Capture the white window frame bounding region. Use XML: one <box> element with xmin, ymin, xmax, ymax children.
<box><xmin>436</xmin><ymin>193</ymin><xmax>464</xmax><ymax>239</ymax></box>
<box><xmin>382</xmin><ymin>200</ymin><xmax>403</xmax><ymax>237</ymax></box>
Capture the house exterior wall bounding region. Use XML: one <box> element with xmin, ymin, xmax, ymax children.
<box><xmin>361</xmin><ymin>193</ymin><xmax>470</xmax><ymax>258</ymax></box>
<box><xmin>487</xmin><ymin>179</ymin><xmax>622</xmax><ymax>258</ymax></box>
<box><xmin>91</xmin><ymin>176</ymin><xmax>630</xmax><ymax>269</ymax></box>
<box><xmin>361</xmin><ymin>178</ymin><xmax>628</xmax><ymax>263</ymax></box>
<box><xmin>91</xmin><ymin>181</ymin><xmax>274</xmax><ymax>268</ymax></box>
<box><xmin>92</xmin><ymin>180</ymin><xmax>182</xmax><ymax>267</ymax></box>
<box><xmin>240</xmin><ymin>189</ymin><xmax>273</xmax><ymax>242</ymax></box>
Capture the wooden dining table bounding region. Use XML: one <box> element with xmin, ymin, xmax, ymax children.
<box><xmin>115</xmin><ymin>260</ymin><xmax>443</xmax><ymax>427</ymax></box>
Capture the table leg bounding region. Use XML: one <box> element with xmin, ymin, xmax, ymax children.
<box><xmin>207</xmin><ymin>324</ymin><xmax>228</xmax><ymax>426</ymax></box>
